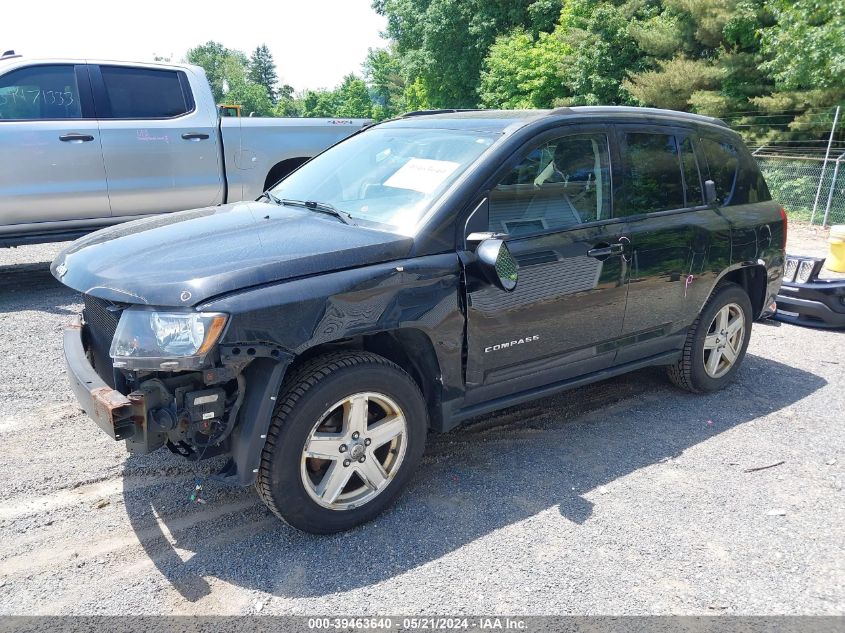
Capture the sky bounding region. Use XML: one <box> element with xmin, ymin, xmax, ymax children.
<box><xmin>1</xmin><ymin>0</ymin><xmax>388</xmax><ymax>91</ymax></box>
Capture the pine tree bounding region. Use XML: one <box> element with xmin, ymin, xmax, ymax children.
<box><xmin>248</xmin><ymin>44</ymin><xmax>279</xmax><ymax>103</ymax></box>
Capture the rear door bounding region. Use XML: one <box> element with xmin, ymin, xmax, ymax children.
<box><xmin>614</xmin><ymin>124</ymin><xmax>730</xmax><ymax>363</ymax></box>
<box><xmin>0</xmin><ymin>63</ymin><xmax>110</xmax><ymax>226</ymax></box>
<box><xmin>91</xmin><ymin>64</ymin><xmax>223</xmax><ymax>216</ymax></box>
<box><xmin>462</xmin><ymin>126</ymin><xmax>630</xmax><ymax>404</ymax></box>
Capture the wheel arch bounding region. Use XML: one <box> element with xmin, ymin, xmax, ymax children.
<box><xmin>263</xmin><ymin>156</ymin><xmax>310</xmax><ymax>191</ymax></box>
<box><xmin>291</xmin><ymin>328</ymin><xmax>445</xmax><ymax>430</ymax></box>
<box><xmin>709</xmin><ymin>263</ymin><xmax>768</xmax><ymax>319</ymax></box>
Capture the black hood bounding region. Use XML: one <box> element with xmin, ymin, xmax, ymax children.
<box><xmin>51</xmin><ymin>201</ymin><xmax>414</xmax><ymax>306</ymax></box>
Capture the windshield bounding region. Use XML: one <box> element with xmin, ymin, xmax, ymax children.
<box><xmin>270</xmin><ymin>127</ymin><xmax>499</xmax><ymax>233</ymax></box>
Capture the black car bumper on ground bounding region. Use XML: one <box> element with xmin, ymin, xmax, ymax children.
<box><xmin>63</xmin><ymin>316</ymin><xmax>136</xmax><ymax>440</ymax></box>
<box><xmin>775</xmin><ymin>256</ymin><xmax>845</xmax><ymax>329</ymax></box>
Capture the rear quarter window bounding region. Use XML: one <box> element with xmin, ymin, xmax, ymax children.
<box><xmin>701</xmin><ymin>136</ymin><xmax>771</xmax><ymax>206</ymax></box>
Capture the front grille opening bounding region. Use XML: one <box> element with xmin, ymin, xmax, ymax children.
<box><xmin>82</xmin><ymin>295</ymin><xmax>124</xmax><ymax>387</ymax></box>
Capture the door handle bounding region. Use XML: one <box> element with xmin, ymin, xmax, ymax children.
<box><xmin>59</xmin><ymin>133</ymin><xmax>94</xmax><ymax>142</ymax></box>
<box><xmin>181</xmin><ymin>132</ymin><xmax>209</xmax><ymax>141</ymax></box>
<box><xmin>587</xmin><ymin>243</ymin><xmax>624</xmax><ymax>258</ymax></box>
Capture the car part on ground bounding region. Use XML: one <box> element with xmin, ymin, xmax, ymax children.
<box><xmin>775</xmin><ymin>255</ymin><xmax>845</xmax><ymax>329</ymax></box>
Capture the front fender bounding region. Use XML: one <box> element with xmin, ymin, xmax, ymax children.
<box><xmin>201</xmin><ymin>254</ymin><xmax>465</xmax><ymax>480</ymax></box>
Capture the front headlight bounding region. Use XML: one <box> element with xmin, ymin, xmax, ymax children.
<box><xmin>109</xmin><ymin>308</ymin><xmax>228</xmax><ymax>370</ymax></box>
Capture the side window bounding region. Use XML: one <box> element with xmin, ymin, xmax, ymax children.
<box><xmin>680</xmin><ymin>137</ymin><xmax>703</xmax><ymax>206</ymax></box>
<box><xmin>488</xmin><ymin>133</ymin><xmax>611</xmax><ymax>235</ymax></box>
<box><xmin>620</xmin><ymin>132</ymin><xmax>685</xmax><ymax>215</ymax></box>
<box><xmin>701</xmin><ymin>136</ymin><xmax>771</xmax><ymax>205</ymax></box>
<box><xmin>0</xmin><ymin>65</ymin><xmax>81</xmax><ymax>120</ymax></box>
<box><xmin>100</xmin><ymin>66</ymin><xmax>191</xmax><ymax>119</ymax></box>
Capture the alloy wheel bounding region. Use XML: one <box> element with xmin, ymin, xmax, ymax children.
<box><xmin>300</xmin><ymin>392</ymin><xmax>408</xmax><ymax>511</ymax></box>
<box><xmin>703</xmin><ymin>302</ymin><xmax>745</xmax><ymax>379</ymax></box>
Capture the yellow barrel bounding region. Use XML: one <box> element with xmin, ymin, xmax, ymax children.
<box><xmin>827</xmin><ymin>225</ymin><xmax>845</xmax><ymax>272</ymax></box>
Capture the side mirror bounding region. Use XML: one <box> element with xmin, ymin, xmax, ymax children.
<box><xmin>475</xmin><ymin>237</ymin><xmax>519</xmax><ymax>292</ymax></box>
<box><xmin>704</xmin><ymin>179</ymin><xmax>718</xmax><ymax>206</ymax></box>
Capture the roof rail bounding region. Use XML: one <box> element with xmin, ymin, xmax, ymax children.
<box><xmin>401</xmin><ymin>108</ymin><xmax>484</xmax><ymax>118</ymax></box>
<box><xmin>558</xmin><ymin>105</ymin><xmax>729</xmax><ymax>128</ymax></box>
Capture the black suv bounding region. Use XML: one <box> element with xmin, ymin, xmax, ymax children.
<box><xmin>54</xmin><ymin>107</ymin><xmax>786</xmax><ymax>533</ymax></box>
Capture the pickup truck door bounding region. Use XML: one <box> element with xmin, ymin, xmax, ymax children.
<box><xmin>462</xmin><ymin>127</ymin><xmax>629</xmax><ymax>405</ymax></box>
<box><xmin>0</xmin><ymin>64</ymin><xmax>110</xmax><ymax>226</ymax></box>
<box><xmin>89</xmin><ymin>64</ymin><xmax>223</xmax><ymax>216</ymax></box>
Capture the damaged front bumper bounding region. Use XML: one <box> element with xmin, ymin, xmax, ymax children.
<box><xmin>63</xmin><ymin>315</ymin><xmax>293</xmax><ymax>485</ymax></box>
<box><xmin>64</xmin><ymin>316</ymin><xmax>192</xmax><ymax>455</ymax></box>
<box><xmin>63</xmin><ymin>316</ymin><xmax>136</xmax><ymax>440</ymax></box>
<box><xmin>775</xmin><ymin>256</ymin><xmax>845</xmax><ymax>329</ymax></box>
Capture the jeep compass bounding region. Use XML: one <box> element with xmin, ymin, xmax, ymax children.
<box><xmin>53</xmin><ymin>107</ymin><xmax>786</xmax><ymax>533</ymax></box>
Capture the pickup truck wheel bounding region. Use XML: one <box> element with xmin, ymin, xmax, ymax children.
<box><xmin>255</xmin><ymin>351</ymin><xmax>427</xmax><ymax>534</ymax></box>
<box><xmin>667</xmin><ymin>282</ymin><xmax>753</xmax><ymax>393</ymax></box>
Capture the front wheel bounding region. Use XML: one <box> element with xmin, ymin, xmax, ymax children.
<box><xmin>256</xmin><ymin>351</ymin><xmax>428</xmax><ymax>534</ymax></box>
<box><xmin>668</xmin><ymin>282</ymin><xmax>753</xmax><ymax>393</ymax></box>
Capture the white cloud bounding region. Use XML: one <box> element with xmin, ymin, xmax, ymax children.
<box><xmin>3</xmin><ymin>0</ymin><xmax>387</xmax><ymax>90</ymax></box>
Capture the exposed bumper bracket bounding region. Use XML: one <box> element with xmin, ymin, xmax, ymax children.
<box><xmin>64</xmin><ymin>316</ymin><xmax>136</xmax><ymax>440</ymax></box>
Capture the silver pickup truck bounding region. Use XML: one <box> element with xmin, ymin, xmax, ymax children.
<box><xmin>0</xmin><ymin>53</ymin><xmax>368</xmax><ymax>246</ymax></box>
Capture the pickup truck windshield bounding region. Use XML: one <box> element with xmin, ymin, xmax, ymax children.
<box><xmin>270</xmin><ymin>127</ymin><xmax>499</xmax><ymax>233</ymax></box>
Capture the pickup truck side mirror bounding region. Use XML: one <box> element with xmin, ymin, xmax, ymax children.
<box><xmin>468</xmin><ymin>233</ymin><xmax>519</xmax><ymax>292</ymax></box>
<box><xmin>704</xmin><ymin>179</ymin><xmax>718</xmax><ymax>206</ymax></box>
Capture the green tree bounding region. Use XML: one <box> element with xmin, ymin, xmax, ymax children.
<box><xmin>403</xmin><ymin>77</ymin><xmax>432</xmax><ymax>111</ymax></box>
<box><xmin>221</xmin><ymin>54</ymin><xmax>273</xmax><ymax>116</ymax></box>
<box><xmin>186</xmin><ymin>41</ymin><xmax>248</xmax><ymax>104</ymax></box>
<box><xmin>622</xmin><ymin>56</ymin><xmax>724</xmax><ymax>111</ymax></box>
<box><xmin>363</xmin><ymin>46</ymin><xmax>407</xmax><ymax>117</ymax></box>
<box><xmin>661</xmin><ymin>0</ymin><xmax>736</xmax><ymax>52</ymax></box>
<box><xmin>248</xmin><ymin>44</ymin><xmax>279</xmax><ymax>103</ymax></box>
<box><xmin>556</xmin><ymin>0</ymin><xmax>644</xmax><ymax>105</ymax></box>
<box><xmin>622</xmin><ymin>0</ymin><xmax>775</xmax><ymax>116</ymax></box>
<box><xmin>273</xmin><ymin>84</ymin><xmax>302</xmax><ymax>117</ymax></box>
<box><xmin>760</xmin><ymin>0</ymin><xmax>845</xmax><ymax>91</ymax></box>
<box><xmin>335</xmin><ymin>75</ymin><xmax>374</xmax><ymax>118</ymax></box>
<box><xmin>374</xmin><ymin>0</ymin><xmax>563</xmax><ymax>108</ymax></box>
<box><xmin>186</xmin><ymin>41</ymin><xmax>274</xmax><ymax>116</ymax></box>
<box><xmin>301</xmin><ymin>89</ymin><xmax>340</xmax><ymax>117</ymax></box>
<box><xmin>479</xmin><ymin>29</ymin><xmax>569</xmax><ymax>108</ymax></box>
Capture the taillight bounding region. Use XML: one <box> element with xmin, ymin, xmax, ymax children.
<box><xmin>780</xmin><ymin>207</ymin><xmax>787</xmax><ymax>248</ymax></box>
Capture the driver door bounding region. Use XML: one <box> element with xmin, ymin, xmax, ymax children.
<box><xmin>462</xmin><ymin>127</ymin><xmax>630</xmax><ymax>406</ymax></box>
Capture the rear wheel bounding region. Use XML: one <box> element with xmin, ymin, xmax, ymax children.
<box><xmin>255</xmin><ymin>351</ymin><xmax>427</xmax><ymax>534</ymax></box>
<box><xmin>668</xmin><ymin>282</ymin><xmax>753</xmax><ymax>393</ymax></box>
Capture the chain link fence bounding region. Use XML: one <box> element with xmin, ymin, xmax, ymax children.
<box><xmin>733</xmin><ymin>105</ymin><xmax>845</xmax><ymax>227</ymax></box>
<box><xmin>754</xmin><ymin>153</ymin><xmax>845</xmax><ymax>226</ymax></box>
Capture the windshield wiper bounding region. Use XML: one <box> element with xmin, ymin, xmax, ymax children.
<box><xmin>259</xmin><ymin>190</ymin><xmax>283</xmax><ymax>205</ymax></box>
<box><xmin>279</xmin><ymin>198</ymin><xmax>355</xmax><ymax>225</ymax></box>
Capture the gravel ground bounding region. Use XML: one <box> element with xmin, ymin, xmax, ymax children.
<box><xmin>0</xmin><ymin>226</ymin><xmax>842</xmax><ymax>616</ymax></box>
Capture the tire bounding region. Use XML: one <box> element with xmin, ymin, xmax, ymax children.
<box><xmin>255</xmin><ymin>351</ymin><xmax>428</xmax><ymax>534</ymax></box>
<box><xmin>668</xmin><ymin>282</ymin><xmax>753</xmax><ymax>393</ymax></box>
